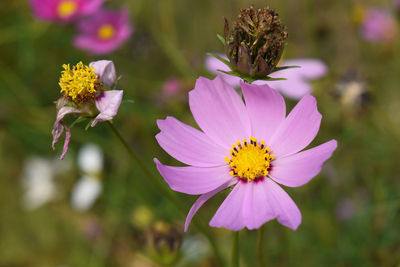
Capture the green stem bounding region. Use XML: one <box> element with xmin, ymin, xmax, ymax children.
<box><xmin>106</xmin><ymin>121</ymin><xmax>225</xmax><ymax>266</ymax></box>
<box><xmin>232</xmin><ymin>231</ymin><xmax>239</xmax><ymax>267</ymax></box>
<box><xmin>257</xmin><ymin>225</ymin><xmax>265</xmax><ymax>267</ymax></box>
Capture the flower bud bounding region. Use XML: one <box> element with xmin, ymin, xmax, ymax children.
<box><xmin>225</xmin><ymin>6</ymin><xmax>287</xmax><ymax>77</ymax></box>
<box><xmin>145</xmin><ymin>221</ymin><xmax>183</xmax><ymax>265</ymax></box>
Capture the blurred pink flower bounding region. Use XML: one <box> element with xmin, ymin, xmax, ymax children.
<box><xmin>154</xmin><ymin>76</ymin><xmax>337</xmax><ymax>231</ymax></box>
<box><xmin>205</xmin><ymin>54</ymin><xmax>328</xmax><ymax>99</ymax></box>
<box><xmin>52</xmin><ymin>60</ymin><xmax>123</xmax><ymax>159</ymax></box>
<box><xmin>74</xmin><ymin>9</ymin><xmax>133</xmax><ymax>55</ymax></box>
<box><xmin>360</xmin><ymin>8</ymin><xmax>398</xmax><ymax>43</ymax></box>
<box><xmin>394</xmin><ymin>0</ymin><xmax>400</xmax><ymax>12</ymax></box>
<box><xmin>162</xmin><ymin>78</ymin><xmax>181</xmax><ymax>98</ymax></box>
<box><xmin>29</xmin><ymin>0</ymin><xmax>105</xmax><ymax>23</ymax></box>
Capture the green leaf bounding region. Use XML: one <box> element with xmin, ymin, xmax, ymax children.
<box><xmin>217</xmin><ymin>34</ymin><xmax>226</xmax><ymax>46</ymax></box>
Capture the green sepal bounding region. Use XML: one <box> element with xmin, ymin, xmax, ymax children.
<box><xmin>217</xmin><ymin>34</ymin><xmax>226</xmax><ymax>46</ymax></box>
<box><xmin>207</xmin><ymin>52</ymin><xmax>230</xmax><ymax>66</ymax></box>
<box><xmin>111</xmin><ymin>75</ymin><xmax>122</xmax><ymax>89</ymax></box>
<box><xmin>273</xmin><ymin>65</ymin><xmax>300</xmax><ymax>72</ymax></box>
<box><xmin>207</xmin><ymin>52</ymin><xmax>287</xmax><ymax>83</ymax></box>
<box><xmin>85</xmin><ymin>119</ymin><xmax>94</xmax><ymax>131</ymax></box>
<box><xmin>217</xmin><ymin>70</ymin><xmax>286</xmax><ymax>83</ymax></box>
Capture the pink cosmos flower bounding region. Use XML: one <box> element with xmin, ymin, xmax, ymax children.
<box><xmin>52</xmin><ymin>60</ymin><xmax>123</xmax><ymax>159</ymax></box>
<box><xmin>205</xmin><ymin>54</ymin><xmax>328</xmax><ymax>99</ymax></box>
<box><xmin>162</xmin><ymin>78</ymin><xmax>181</xmax><ymax>98</ymax></box>
<box><xmin>29</xmin><ymin>0</ymin><xmax>105</xmax><ymax>23</ymax></box>
<box><xmin>394</xmin><ymin>0</ymin><xmax>400</xmax><ymax>12</ymax></box>
<box><xmin>154</xmin><ymin>76</ymin><xmax>337</xmax><ymax>231</ymax></box>
<box><xmin>73</xmin><ymin>9</ymin><xmax>133</xmax><ymax>55</ymax></box>
<box><xmin>360</xmin><ymin>8</ymin><xmax>398</xmax><ymax>43</ymax></box>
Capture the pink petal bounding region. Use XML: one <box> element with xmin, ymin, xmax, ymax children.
<box><xmin>241</xmin><ymin>81</ymin><xmax>286</xmax><ymax>142</ymax></box>
<box><xmin>60</xmin><ymin>123</ymin><xmax>72</xmax><ymax>160</ymax></box>
<box><xmin>80</xmin><ymin>0</ymin><xmax>106</xmax><ymax>15</ymax></box>
<box><xmin>241</xmin><ymin>180</ymin><xmax>277</xmax><ymax>229</ymax></box>
<box><xmin>154</xmin><ymin>158</ymin><xmax>234</xmax><ymax>195</ymax></box>
<box><xmin>279</xmin><ymin>59</ymin><xmax>328</xmax><ymax>80</ymax></box>
<box><xmin>205</xmin><ymin>54</ymin><xmax>242</xmax><ymax>88</ymax></box>
<box><xmin>255</xmin><ymin>78</ymin><xmax>312</xmax><ymax>100</ymax></box>
<box><xmin>209</xmin><ymin>178</ymin><xmax>302</xmax><ymax>231</ymax></box>
<box><xmin>209</xmin><ymin>182</ymin><xmax>247</xmax><ymax>231</ymax></box>
<box><xmin>265</xmin><ymin>179</ymin><xmax>301</xmax><ymax>230</ymax></box>
<box><xmin>269</xmin><ymin>95</ymin><xmax>322</xmax><ymax>158</ymax></box>
<box><xmin>189</xmin><ymin>76</ymin><xmax>251</xmax><ymax>148</ymax></box>
<box><xmin>29</xmin><ymin>0</ymin><xmax>57</xmax><ymax>21</ymax></box>
<box><xmin>258</xmin><ymin>58</ymin><xmax>328</xmax><ymax>100</ymax></box>
<box><xmin>51</xmin><ymin>106</ymin><xmax>82</xmax><ymax>159</ymax></box>
<box><xmin>269</xmin><ymin>140</ymin><xmax>337</xmax><ymax>187</ymax></box>
<box><xmin>276</xmin><ymin>79</ymin><xmax>312</xmax><ymax>100</ymax></box>
<box><xmin>185</xmin><ymin>179</ymin><xmax>236</xmax><ymax>232</ymax></box>
<box><xmin>73</xmin><ymin>9</ymin><xmax>133</xmax><ymax>55</ymax></box>
<box><xmin>156</xmin><ymin>116</ymin><xmax>227</xmax><ymax>167</ymax></box>
<box><xmin>91</xmin><ymin>90</ymin><xmax>123</xmax><ymax>127</ymax></box>
<box><xmin>89</xmin><ymin>60</ymin><xmax>116</xmax><ymax>87</ymax></box>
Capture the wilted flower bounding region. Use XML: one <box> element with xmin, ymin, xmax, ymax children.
<box><xmin>52</xmin><ymin>60</ymin><xmax>123</xmax><ymax>159</ymax></box>
<box><xmin>206</xmin><ymin>54</ymin><xmax>328</xmax><ymax>99</ymax></box>
<box><xmin>224</xmin><ymin>6</ymin><xmax>287</xmax><ymax>78</ymax></box>
<box><xmin>155</xmin><ymin>76</ymin><xmax>337</xmax><ymax>231</ymax></box>
<box><xmin>74</xmin><ymin>9</ymin><xmax>133</xmax><ymax>55</ymax></box>
<box><xmin>29</xmin><ymin>0</ymin><xmax>105</xmax><ymax>23</ymax></box>
<box><xmin>360</xmin><ymin>8</ymin><xmax>397</xmax><ymax>43</ymax></box>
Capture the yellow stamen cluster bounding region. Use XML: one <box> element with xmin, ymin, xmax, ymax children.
<box><xmin>59</xmin><ymin>62</ymin><xmax>99</xmax><ymax>103</ymax></box>
<box><xmin>57</xmin><ymin>0</ymin><xmax>78</xmax><ymax>19</ymax></box>
<box><xmin>225</xmin><ymin>137</ymin><xmax>274</xmax><ymax>182</ymax></box>
<box><xmin>97</xmin><ymin>24</ymin><xmax>116</xmax><ymax>40</ymax></box>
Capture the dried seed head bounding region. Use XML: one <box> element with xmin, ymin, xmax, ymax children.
<box><xmin>225</xmin><ymin>6</ymin><xmax>287</xmax><ymax>77</ymax></box>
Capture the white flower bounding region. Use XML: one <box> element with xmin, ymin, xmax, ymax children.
<box><xmin>21</xmin><ymin>157</ymin><xmax>55</xmax><ymax>210</ymax></box>
<box><xmin>77</xmin><ymin>143</ymin><xmax>104</xmax><ymax>174</ymax></box>
<box><xmin>71</xmin><ymin>175</ymin><xmax>102</xmax><ymax>211</ymax></box>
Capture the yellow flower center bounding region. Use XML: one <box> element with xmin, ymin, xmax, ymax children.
<box><xmin>57</xmin><ymin>0</ymin><xmax>78</xmax><ymax>19</ymax></box>
<box><xmin>97</xmin><ymin>24</ymin><xmax>116</xmax><ymax>40</ymax></box>
<box><xmin>225</xmin><ymin>137</ymin><xmax>274</xmax><ymax>182</ymax></box>
<box><xmin>59</xmin><ymin>62</ymin><xmax>99</xmax><ymax>103</ymax></box>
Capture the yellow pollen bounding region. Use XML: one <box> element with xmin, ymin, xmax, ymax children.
<box><xmin>57</xmin><ymin>0</ymin><xmax>78</xmax><ymax>19</ymax></box>
<box><xmin>97</xmin><ymin>24</ymin><xmax>116</xmax><ymax>40</ymax></box>
<box><xmin>226</xmin><ymin>136</ymin><xmax>274</xmax><ymax>182</ymax></box>
<box><xmin>59</xmin><ymin>61</ymin><xmax>99</xmax><ymax>103</ymax></box>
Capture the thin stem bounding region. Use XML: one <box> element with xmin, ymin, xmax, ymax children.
<box><xmin>232</xmin><ymin>231</ymin><xmax>239</xmax><ymax>267</ymax></box>
<box><xmin>106</xmin><ymin>121</ymin><xmax>225</xmax><ymax>266</ymax></box>
<box><xmin>257</xmin><ymin>225</ymin><xmax>265</xmax><ymax>267</ymax></box>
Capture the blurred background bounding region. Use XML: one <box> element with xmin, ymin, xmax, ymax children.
<box><xmin>0</xmin><ymin>0</ymin><xmax>399</xmax><ymax>266</ymax></box>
